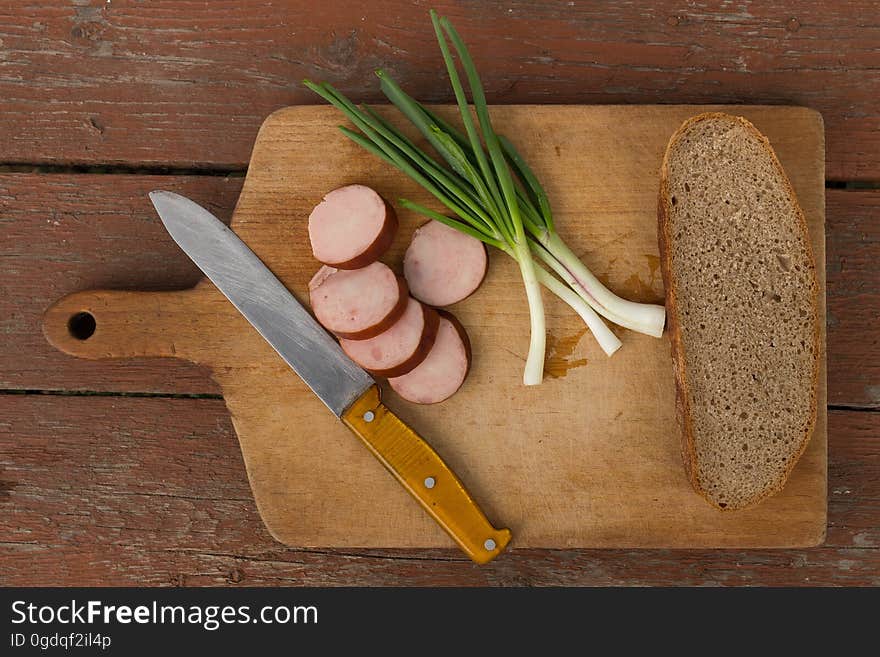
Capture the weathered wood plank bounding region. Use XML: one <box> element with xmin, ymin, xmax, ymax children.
<box><xmin>0</xmin><ymin>1</ymin><xmax>877</xmax><ymax>179</ymax></box>
<box><xmin>1</xmin><ymin>396</ymin><xmax>876</xmax><ymax>585</ymax></box>
<box><xmin>826</xmin><ymin>408</ymin><xmax>879</xmax><ymax>550</ymax></box>
<box><xmin>0</xmin><ymin>174</ymin><xmax>242</xmax><ymax>394</ymax></box>
<box><xmin>826</xmin><ymin>191</ymin><xmax>880</xmax><ymax>408</ymax></box>
<box><xmin>3</xmin><ymin>174</ymin><xmax>876</xmax><ymax>408</ymax></box>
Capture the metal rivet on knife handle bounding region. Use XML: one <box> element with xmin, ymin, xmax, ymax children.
<box><xmin>148</xmin><ymin>191</ymin><xmax>511</xmax><ymax>564</ymax></box>
<box><xmin>342</xmin><ymin>385</ymin><xmax>512</xmax><ymax>564</ymax></box>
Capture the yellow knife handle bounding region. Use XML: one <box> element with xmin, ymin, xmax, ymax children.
<box><xmin>341</xmin><ymin>386</ymin><xmax>511</xmax><ymax>564</ymax></box>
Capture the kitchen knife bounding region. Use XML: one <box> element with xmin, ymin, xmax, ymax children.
<box><xmin>149</xmin><ymin>190</ymin><xmax>511</xmax><ymax>564</ymax></box>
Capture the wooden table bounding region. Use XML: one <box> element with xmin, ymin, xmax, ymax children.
<box><xmin>1</xmin><ymin>1</ymin><xmax>877</xmax><ymax>586</ymax></box>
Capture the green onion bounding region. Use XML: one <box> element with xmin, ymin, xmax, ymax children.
<box><xmin>304</xmin><ymin>10</ymin><xmax>665</xmax><ymax>384</ymax></box>
<box><xmin>433</xmin><ymin>14</ymin><xmax>546</xmax><ymax>386</ymax></box>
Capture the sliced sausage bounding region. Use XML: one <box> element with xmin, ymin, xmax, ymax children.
<box><xmin>340</xmin><ymin>297</ymin><xmax>440</xmax><ymax>377</ymax></box>
<box><xmin>388</xmin><ymin>310</ymin><xmax>472</xmax><ymax>404</ymax></box>
<box><xmin>309</xmin><ymin>262</ymin><xmax>408</xmax><ymax>340</ymax></box>
<box><xmin>403</xmin><ymin>220</ymin><xmax>488</xmax><ymax>306</ymax></box>
<box><xmin>308</xmin><ymin>184</ymin><xmax>398</xmax><ymax>269</ymax></box>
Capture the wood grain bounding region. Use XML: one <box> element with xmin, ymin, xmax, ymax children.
<box><xmin>826</xmin><ymin>191</ymin><xmax>880</xmax><ymax>409</ymax></box>
<box><xmin>0</xmin><ymin>173</ymin><xmax>241</xmax><ymax>394</ymax></box>
<box><xmin>1</xmin><ymin>395</ymin><xmax>875</xmax><ymax>585</ymax></box>
<box><xmin>0</xmin><ymin>1</ymin><xmax>877</xmax><ymax>179</ymax></box>
<box><xmin>2</xmin><ymin>175</ymin><xmax>876</xmax><ymax>407</ymax></box>
<box><xmin>41</xmin><ymin>105</ymin><xmax>827</xmax><ymax>549</ymax></box>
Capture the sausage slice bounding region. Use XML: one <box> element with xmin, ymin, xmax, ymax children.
<box><xmin>308</xmin><ymin>184</ymin><xmax>397</xmax><ymax>269</ymax></box>
<box><xmin>388</xmin><ymin>310</ymin><xmax>472</xmax><ymax>404</ymax></box>
<box><xmin>340</xmin><ymin>297</ymin><xmax>440</xmax><ymax>377</ymax></box>
<box><xmin>309</xmin><ymin>262</ymin><xmax>408</xmax><ymax>340</ymax></box>
<box><xmin>403</xmin><ymin>220</ymin><xmax>487</xmax><ymax>306</ymax></box>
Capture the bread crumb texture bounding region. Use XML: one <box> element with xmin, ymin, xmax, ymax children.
<box><xmin>665</xmin><ymin>115</ymin><xmax>818</xmax><ymax>509</ymax></box>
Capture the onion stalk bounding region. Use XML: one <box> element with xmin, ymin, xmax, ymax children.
<box><xmin>304</xmin><ymin>10</ymin><xmax>663</xmax><ymax>384</ymax></box>
<box><xmin>417</xmin><ymin>75</ymin><xmax>667</xmax><ymax>339</ymax></box>
<box><xmin>398</xmin><ymin>199</ymin><xmax>621</xmax><ymax>358</ymax></box>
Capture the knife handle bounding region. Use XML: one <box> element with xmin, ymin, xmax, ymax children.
<box><xmin>342</xmin><ymin>386</ymin><xmax>511</xmax><ymax>564</ymax></box>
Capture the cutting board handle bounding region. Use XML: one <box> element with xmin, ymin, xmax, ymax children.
<box><xmin>43</xmin><ymin>288</ymin><xmax>209</xmax><ymax>361</ymax></box>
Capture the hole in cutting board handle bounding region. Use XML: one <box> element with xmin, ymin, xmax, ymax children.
<box><xmin>67</xmin><ymin>312</ymin><xmax>96</xmax><ymax>341</ymax></box>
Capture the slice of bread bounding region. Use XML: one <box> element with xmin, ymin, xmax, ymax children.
<box><xmin>657</xmin><ymin>112</ymin><xmax>820</xmax><ymax>511</ymax></box>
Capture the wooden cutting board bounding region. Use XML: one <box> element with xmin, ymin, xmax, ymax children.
<box><xmin>44</xmin><ymin>105</ymin><xmax>827</xmax><ymax>548</ymax></box>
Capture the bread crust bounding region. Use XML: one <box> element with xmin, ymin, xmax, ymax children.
<box><xmin>657</xmin><ymin>112</ymin><xmax>821</xmax><ymax>511</ymax></box>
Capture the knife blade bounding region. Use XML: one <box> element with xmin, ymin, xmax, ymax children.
<box><xmin>150</xmin><ymin>190</ymin><xmax>372</xmax><ymax>416</ymax></box>
<box><xmin>149</xmin><ymin>190</ymin><xmax>511</xmax><ymax>563</ymax></box>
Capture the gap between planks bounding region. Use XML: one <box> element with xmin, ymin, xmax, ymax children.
<box><xmin>0</xmin><ymin>388</ymin><xmax>222</xmax><ymax>400</ymax></box>
<box><xmin>0</xmin><ymin>163</ymin><xmax>878</xmax><ymax>189</ymax></box>
<box><xmin>0</xmin><ymin>163</ymin><xmax>246</xmax><ymax>177</ymax></box>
